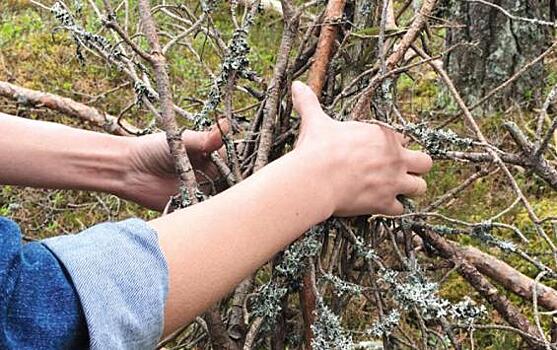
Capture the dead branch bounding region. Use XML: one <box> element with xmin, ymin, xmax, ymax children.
<box><xmin>253</xmin><ymin>0</ymin><xmax>300</xmax><ymax>170</ymax></box>
<box><xmin>503</xmin><ymin>122</ymin><xmax>557</xmax><ymax>191</ymax></box>
<box><xmin>0</xmin><ymin>80</ymin><xmax>138</xmax><ymax>136</ymax></box>
<box><xmin>22</xmin><ymin>0</ymin><xmax>557</xmax><ymax>347</ymax></box>
<box><xmin>412</xmin><ymin>45</ymin><xmax>557</xmax><ymax>262</ymax></box>
<box><xmin>307</xmin><ymin>0</ymin><xmax>347</xmax><ymax>95</ymax></box>
<box><xmin>298</xmin><ymin>0</ymin><xmax>347</xmax><ymax>347</ymax></box>
<box><xmin>417</xmin><ymin>227</ymin><xmax>546</xmax><ymax>349</ymax></box>
<box><xmin>138</xmin><ymin>0</ymin><xmax>199</xmax><ymax>204</ymax></box>
<box><xmin>137</xmin><ymin>1</ymin><xmax>235</xmax><ymax>348</ymax></box>
<box><xmin>461</xmin><ymin>245</ymin><xmax>557</xmax><ymax>311</ymax></box>
<box><xmin>227</xmin><ymin>0</ymin><xmax>300</xmax><ymax>344</ymax></box>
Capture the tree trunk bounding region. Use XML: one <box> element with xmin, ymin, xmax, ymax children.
<box><xmin>443</xmin><ymin>0</ymin><xmax>552</xmax><ymax>112</ymax></box>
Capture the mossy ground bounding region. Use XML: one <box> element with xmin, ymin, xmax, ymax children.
<box><xmin>2</xmin><ymin>2</ymin><xmax>557</xmax><ymax>348</ymax></box>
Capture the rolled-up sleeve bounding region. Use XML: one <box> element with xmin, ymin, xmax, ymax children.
<box><xmin>42</xmin><ymin>218</ymin><xmax>169</xmax><ymax>350</ymax></box>
<box><xmin>0</xmin><ymin>217</ymin><xmax>88</xmax><ymax>349</ymax></box>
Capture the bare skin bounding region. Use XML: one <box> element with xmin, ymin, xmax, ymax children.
<box><xmin>0</xmin><ymin>81</ymin><xmax>432</xmax><ymax>337</ymax></box>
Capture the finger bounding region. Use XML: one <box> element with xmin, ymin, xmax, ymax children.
<box><xmin>181</xmin><ymin>130</ymin><xmax>207</xmax><ymax>153</ymax></box>
<box><xmin>292</xmin><ymin>81</ymin><xmax>327</xmax><ymax>130</ymax></box>
<box><xmin>404</xmin><ymin>149</ymin><xmax>433</xmax><ymax>175</ymax></box>
<box><xmin>399</xmin><ymin>175</ymin><xmax>428</xmax><ymax>197</ymax></box>
<box><xmin>217</xmin><ymin>145</ymin><xmax>228</xmax><ymax>161</ymax></box>
<box><xmin>203</xmin><ymin>119</ymin><xmax>230</xmax><ymax>153</ymax></box>
<box><xmin>181</xmin><ymin>119</ymin><xmax>229</xmax><ymax>154</ymax></box>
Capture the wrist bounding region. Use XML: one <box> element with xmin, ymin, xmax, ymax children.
<box><xmin>286</xmin><ymin>149</ymin><xmax>336</xmax><ymax>220</ymax></box>
<box><xmin>106</xmin><ymin>136</ymin><xmax>137</xmax><ymax>199</ymax></box>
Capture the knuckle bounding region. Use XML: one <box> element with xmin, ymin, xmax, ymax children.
<box><xmin>389</xmin><ymin>155</ymin><xmax>405</xmax><ymax>169</ymax></box>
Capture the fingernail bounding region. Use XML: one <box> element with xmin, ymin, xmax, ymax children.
<box><xmin>292</xmin><ymin>81</ymin><xmax>304</xmax><ymax>95</ymax></box>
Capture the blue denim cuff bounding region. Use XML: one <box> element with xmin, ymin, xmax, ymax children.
<box><xmin>42</xmin><ymin>218</ymin><xmax>169</xmax><ymax>350</ymax></box>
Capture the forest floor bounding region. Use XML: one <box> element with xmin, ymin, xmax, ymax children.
<box><xmin>2</xmin><ymin>2</ymin><xmax>557</xmax><ymax>349</ymax></box>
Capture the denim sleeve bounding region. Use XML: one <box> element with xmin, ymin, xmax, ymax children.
<box><xmin>42</xmin><ymin>218</ymin><xmax>169</xmax><ymax>350</ymax></box>
<box><xmin>0</xmin><ymin>217</ymin><xmax>88</xmax><ymax>349</ymax></box>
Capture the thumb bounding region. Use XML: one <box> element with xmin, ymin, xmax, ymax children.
<box><xmin>203</xmin><ymin>118</ymin><xmax>230</xmax><ymax>153</ymax></box>
<box><xmin>292</xmin><ymin>81</ymin><xmax>326</xmax><ymax>130</ymax></box>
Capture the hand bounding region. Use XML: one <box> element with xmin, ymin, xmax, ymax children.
<box><xmin>121</xmin><ymin>124</ymin><xmax>227</xmax><ymax>211</ymax></box>
<box><xmin>291</xmin><ymin>81</ymin><xmax>432</xmax><ymax>217</ymax></box>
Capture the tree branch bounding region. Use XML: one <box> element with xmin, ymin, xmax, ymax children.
<box><xmin>0</xmin><ymin>80</ymin><xmax>138</xmax><ymax>136</ymax></box>
<box><xmin>351</xmin><ymin>0</ymin><xmax>437</xmax><ymax>120</ymax></box>
<box><xmin>299</xmin><ymin>0</ymin><xmax>347</xmax><ymax>347</ymax></box>
<box><xmin>417</xmin><ymin>227</ymin><xmax>546</xmax><ymax>349</ymax></box>
<box><xmin>138</xmin><ymin>0</ymin><xmax>199</xmax><ymax>204</ymax></box>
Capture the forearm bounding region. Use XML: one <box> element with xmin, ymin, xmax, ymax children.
<box><xmin>0</xmin><ymin>113</ymin><xmax>128</xmax><ymax>194</ymax></box>
<box><xmin>149</xmin><ymin>150</ymin><xmax>333</xmax><ymax>335</ymax></box>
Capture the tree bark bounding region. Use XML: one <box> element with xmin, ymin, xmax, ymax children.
<box><xmin>443</xmin><ymin>0</ymin><xmax>552</xmax><ymax>111</ymax></box>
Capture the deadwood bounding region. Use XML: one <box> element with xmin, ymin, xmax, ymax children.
<box><xmin>254</xmin><ymin>0</ymin><xmax>300</xmax><ymax>171</ymax></box>
<box><xmin>138</xmin><ymin>0</ymin><xmax>199</xmax><ymax>204</ymax></box>
<box><xmin>350</xmin><ymin>0</ymin><xmax>437</xmax><ymax>121</ymax></box>
<box><xmin>298</xmin><ymin>0</ymin><xmax>347</xmax><ymax>347</ymax></box>
<box><xmin>226</xmin><ymin>1</ymin><xmax>302</xmax><ymax>346</ymax></box>
<box><xmin>461</xmin><ymin>245</ymin><xmax>557</xmax><ymax>311</ymax></box>
<box><xmin>0</xmin><ymin>80</ymin><xmax>138</xmax><ymax>135</ymax></box>
<box><xmin>137</xmin><ymin>1</ymin><xmax>234</xmax><ymax>348</ymax></box>
<box><xmin>417</xmin><ymin>227</ymin><xmax>546</xmax><ymax>349</ymax></box>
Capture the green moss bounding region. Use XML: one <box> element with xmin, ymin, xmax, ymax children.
<box><xmin>0</xmin><ymin>9</ymin><xmax>43</xmax><ymax>47</ymax></box>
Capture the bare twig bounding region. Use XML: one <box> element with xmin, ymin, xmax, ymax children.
<box><xmin>138</xmin><ymin>0</ymin><xmax>199</xmax><ymax>203</ymax></box>
<box><xmin>413</xmin><ymin>45</ymin><xmax>557</xmax><ymax>263</ymax></box>
<box><xmin>253</xmin><ymin>0</ymin><xmax>300</xmax><ymax>170</ymax></box>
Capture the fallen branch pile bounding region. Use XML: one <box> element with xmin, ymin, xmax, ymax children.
<box><xmin>4</xmin><ymin>0</ymin><xmax>557</xmax><ymax>348</ymax></box>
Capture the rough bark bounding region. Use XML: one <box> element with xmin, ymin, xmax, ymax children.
<box><xmin>443</xmin><ymin>0</ymin><xmax>552</xmax><ymax>111</ymax></box>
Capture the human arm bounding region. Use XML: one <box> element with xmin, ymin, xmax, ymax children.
<box><xmin>0</xmin><ymin>81</ymin><xmax>431</xmax><ymax>344</ymax></box>
<box><xmin>0</xmin><ymin>112</ymin><xmax>225</xmax><ymax>210</ymax></box>
<box><xmin>151</xmin><ymin>81</ymin><xmax>433</xmax><ymax>335</ymax></box>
